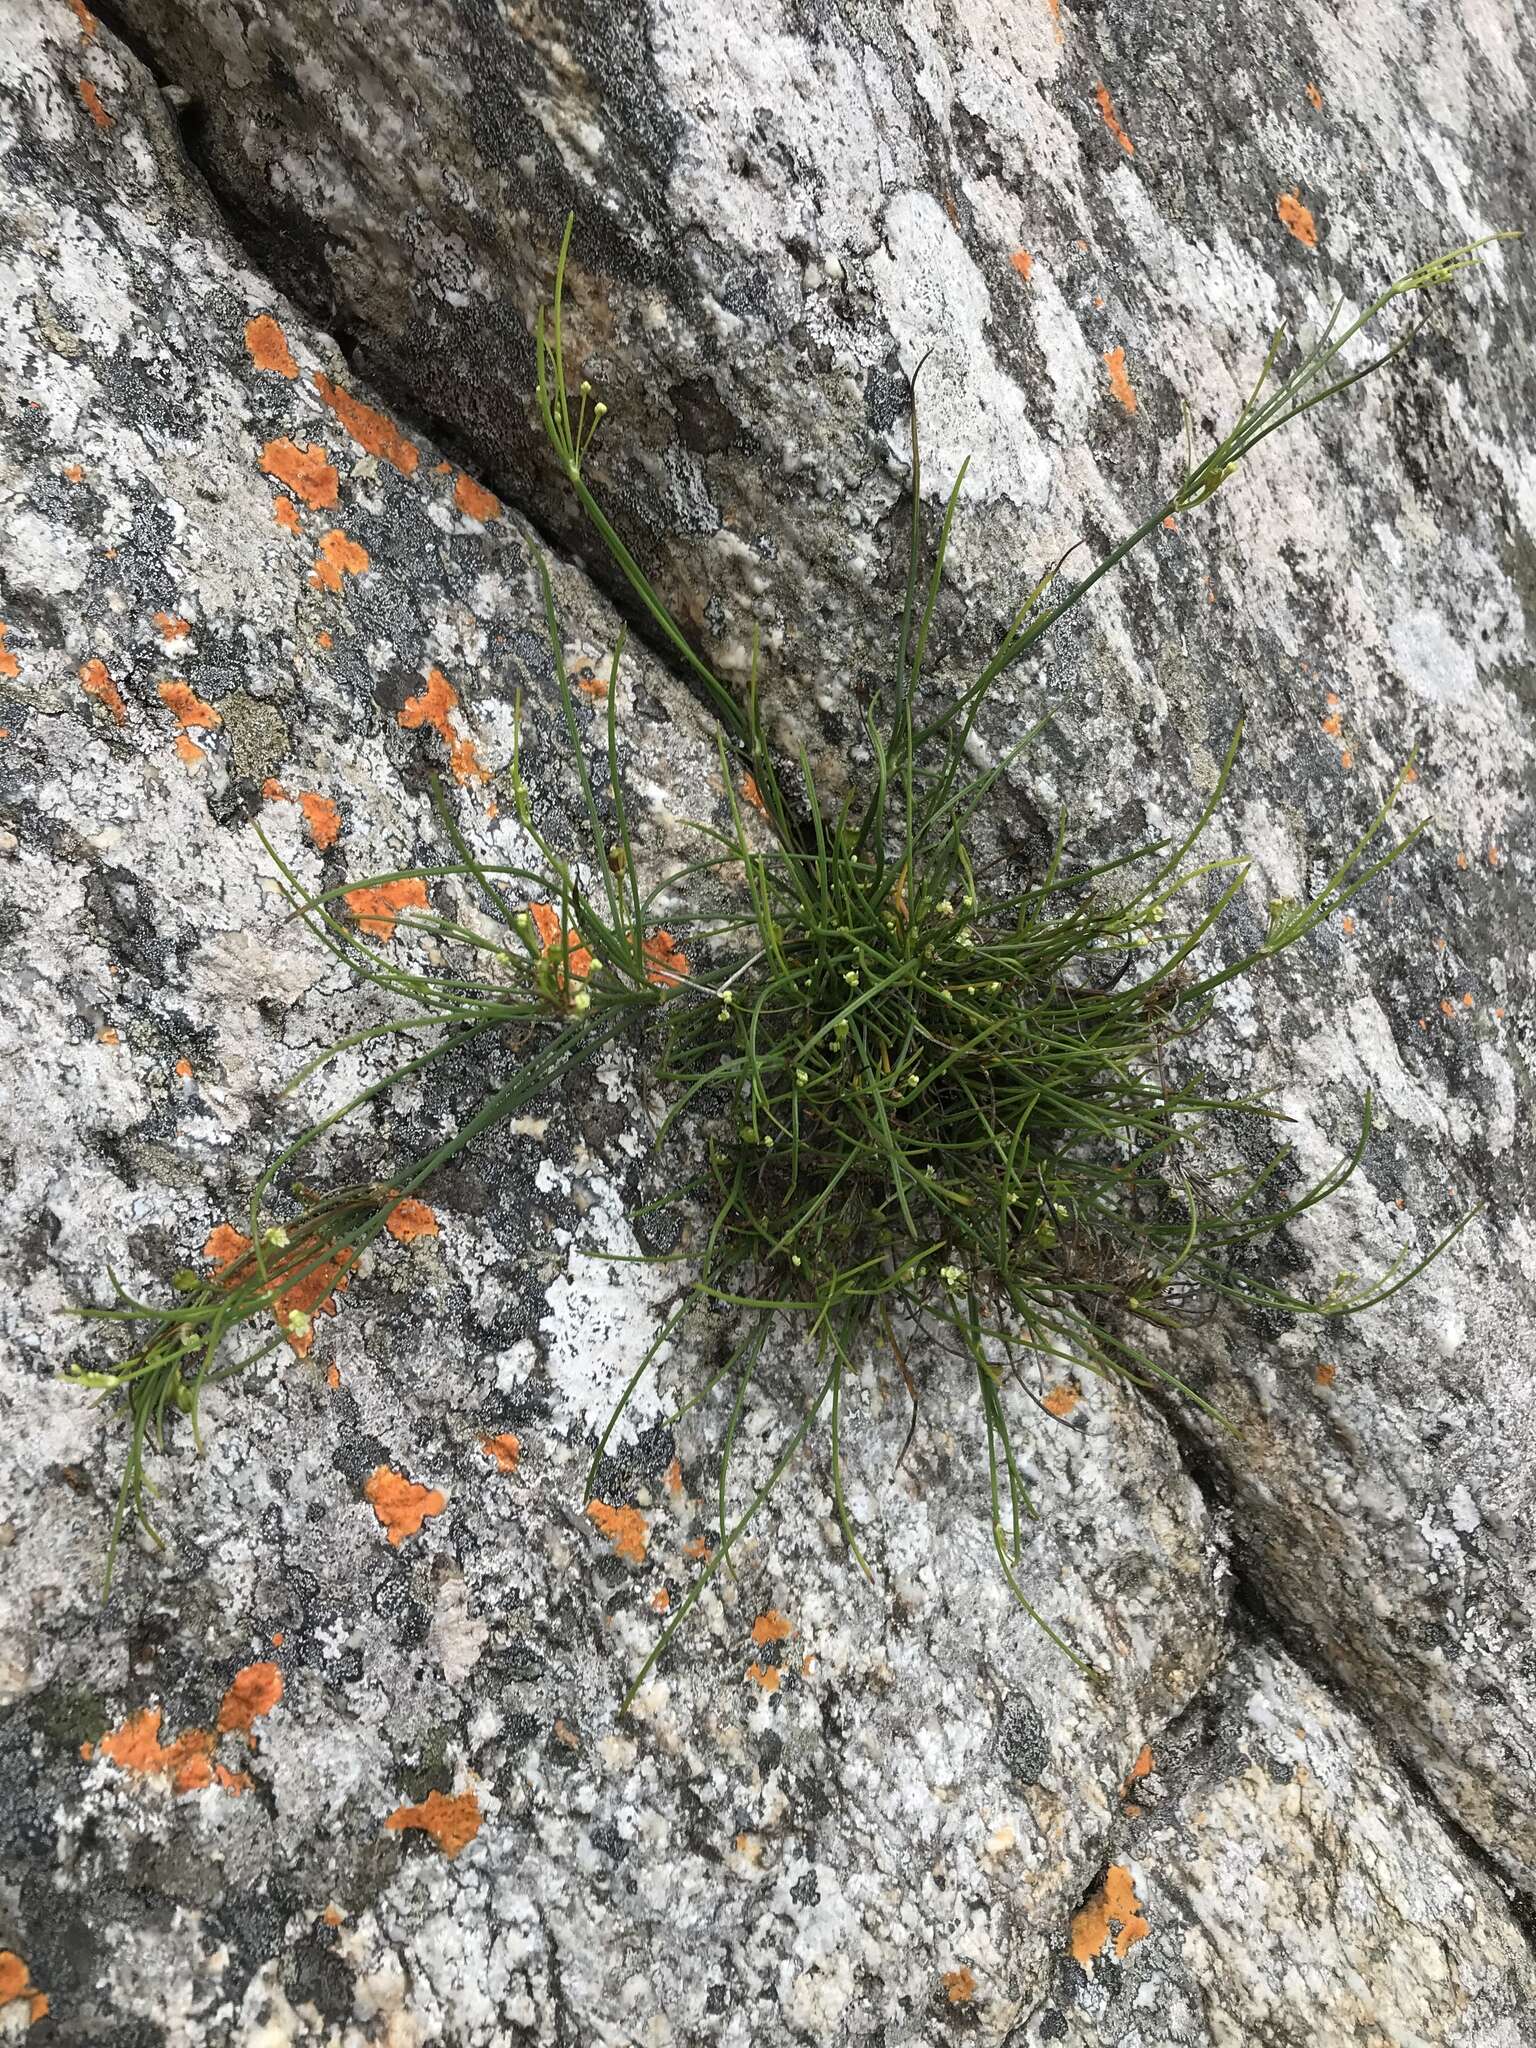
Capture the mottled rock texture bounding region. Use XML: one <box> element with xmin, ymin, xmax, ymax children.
<box><xmin>1</xmin><ymin>0</ymin><xmax>1533</xmax><ymax>2042</ymax></box>
<box><xmin>1038</xmin><ymin>1638</ymin><xmax>1536</xmax><ymax>2048</ymax></box>
<box><xmin>108</xmin><ymin>0</ymin><xmax>1536</xmax><ymax>1899</ymax></box>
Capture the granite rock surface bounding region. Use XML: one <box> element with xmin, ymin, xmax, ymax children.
<box><xmin>0</xmin><ymin>2</ymin><xmax>1533</xmax><ymax>2043</ymax></box>
<box><xmin>106</xmin><ymin>0</ymin><xmax>1536</xmax><ymax>1898</ymax></box>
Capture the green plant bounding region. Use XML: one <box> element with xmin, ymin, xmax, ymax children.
<box><xmin>70</xmin><ymin>225</ymin><xmax>1511</xmax><ymax>1696</ymax></box>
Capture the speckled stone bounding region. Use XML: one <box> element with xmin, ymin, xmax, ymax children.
<box><xmin>1</xmin><ymin>2</ymin><xmax>1534</xmax><ymax>2042</ymax></box>
<box><xmin>106</xmin><ymin>0</ymin><xmax>1536</xmax><ymax>1900</ymax></box>
<box><xmin>0</xmin><ymin>11</ymin><xmax>1231</xmax><ymax>2042</ymax></box>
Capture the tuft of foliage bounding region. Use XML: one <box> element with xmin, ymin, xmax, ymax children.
<box><xmin>69</xmin><ymin>224</ymin><xmax>1511</xmax><ymax>1693</ymax></box>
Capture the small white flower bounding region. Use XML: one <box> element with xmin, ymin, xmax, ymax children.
<box><xmin>940</xmin><ymin>1264</ymin><xmax>964</xmax><ymax>1288</ymax></box>
<box><xmin>934</xmin><ymin>901</ymin><xmax>956</xmax><ymax>920</ymax></box>
<box><xmin>844</xmin><ymin>969</ymin><xmax>860</xmax><ymax>986</ymax></box>
<box><xmin>790</xmin><ymin>1253</ymin><xmax>801</xmax><ymax>1267</ymax></box>
<box><xmin>795</xmin><ymin>1068</ymin><xmax>810</xmax><ymax>1085</ymax></box>
<box><xmin>571</xmin><ymin>988</ymin><xmax>592</xmax><ymax>1013</ymax></box>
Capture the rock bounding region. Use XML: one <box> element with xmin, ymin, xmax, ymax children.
<box><xmin>1025</xmin><ymin>1637</ymin><xmax>1536</xmax><ymax>2046</ymax></box>
<box><xmin>108</xmin><ymin>0</ymin><xmax>1536</xmax><ymax>1898</ymax></box>
<box><xmin>0</xmin><ymin>11</ymin><xmax>1232</xmax><ymax>2039</ymax></box>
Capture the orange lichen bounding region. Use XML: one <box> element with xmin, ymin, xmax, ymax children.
<box><xmin>260</xmin><ymin>437</ymin><xmax>339</xmax><ymax>510</ymax></box>
<box><xmin>1339</xmin><ymin>749</ymin><xmax>1353</xmax><ymax>771</ymax></box>
<box><xmin>316</xmin><ymin>630</ymin><xmax>334</xmax><ymax>649</ymax></box>
<box><xmin>174</xmin><ymin>1056</ymin><xmax>193</xmax><ymax>1079</ymax></box>
<box><xmin>399</xmin><ymin>666</ymin><xmax>488</xmax><ymax>784</ymax></box>
<box><xmin>569</xmin><ymin>660</ymin><xmax>607</xmax><ymax>700</ymax></box>
<box><xmin>204</xmin><ymin>1222</ymin><xmax>253</xmax><ymax>1270</ymax></box>
<box><xmin>364</xmin><ymin>1466</ymin><xmax>447</xmax><ymax>1545</ymax></box>
<box><xmin>1071</xmin><ymin>1865</ymin><xmax>1150</xmax><ymax>1967</ymax></box>
<box><xmin>740</xmin><ymin>773</ymin><xmax>767</xmax><ymax>814</ymax></box>
<box><xmin>97</xmin><ymin>1027</ymin><xmax>120</xmax><ymax>1046</ymax></box>
<box><xmin>277</xmin><ymin>1250</ymin><xmax>353</xmax><ymax>1354</ymax></box>
<box><xmin>586</xmin><ymin>1500</ymin><xmax>649</xmax><ymax>1564</ymax></box>
<box><xmin>153</xmin><ymin>613</ymin><xmax>190</xmax><ymax>640</ymax></box>
<box><xmin>1011</xmin><ymin>249</ymin><xmax>1034</xmax><ymax>282</ymax></box>
<box><xmin>309</xmin><ymin>530</ymin><xmax>370</xmax><ymax>593</ymax></box>
<box><xmin>942</xmin><ymin>1967</ymin><xmax>977</xmax><ymax>2006</ymax></box>
<box><xmin>98</xmin><ymin>1708</ymin><xmax>217</xmax><ymax>1795</ymax></box>
<box><xmin>0</xmin><ymin>623</ymin><xmax>16</xmax><ymax>681</ymax></box>
<box><xmin>79</xmin><ymin>656</ymin><xmax>125</xmax><ymax>723</ymax></box>
<box><xmin>481</xmin><ymin>1433</ymin><xmax>521</xmax><ymax>1474</ymax></box>
<box><xmin>69</xmin><ymin>0</ymin><xmax>99</xmax><ymax>39</ymax></box>
<box><xmin>244</xmin><ymin>314</ymin><xmax>299</xmax><ymax>379</ymax></box>
<box><xmin>1340</xmin><ymin>915</ymin><xmax>1356</xmax><ymax>935</ymax></box>
<box><xmin>1043</xmin><ymin>1383</ymin><xmax>1080</xmax><ymax>1418</ymax></box>
<box><xmin>384</xmin><ymin>1787</ymin><xmax>482</xmax><ymax>1858</ymax></box>
<box><xmin>273</xmin><ymin>494</ymin><xmax>303</xmax><ymax>535</ymax></box>
<box><xmin>217</xmin><ymin>1662</ymin><xmax>284</xmax><ymax>1734</ymax></box>
<box><xmin>751</xmin><ymin>1610</ymin><xmax>792</xmax><ymax>1646</ymax></box>
<box><xmin>0</xmin><ymin>1951</ymin><xmax>47</xmax><ymax>2026</ymax></box>
<box><xmin>746</xmin><ymin>1662</ymin><xmax>781</xmax><ymax>1693</ymax></box>
<box><xmin>1278</xmin><ymin>188</ymin><xmax>1319</xmax><ymax>248</ymax></box>
<box><xmin>1123</xmin><ymin>1743</ymin><xmax>1154</xmax><ymax>1788</ymax></box>
<box><xmin>344</xmin><ymin>876</ymin><xmax>430</xmax><ymax>941</ymax></box>
<box><xmin>298</xmin><ymin>791</ymin><xmax>342</xmax><ymax>849</ymax></box>
<box><xmin>203</xmin><ymin>1220</ymin><xmax>353</xmax><ymax>1356</ymax></box>
<box><xmin>682</xmin><ymin>1535</ymin><xmax>710</xmax><ymax>1561</ymax></box>
<box><xmin>321</xmin><ymin>1905</ymin><xmax>344</xmax><ymax>1927</ymax></box>
<box><xmin>1304</xmin><ymin>80</ymin><xmax>1324</xmax><ymax>110</ymax></box>
<box><xmin>1095</xmin><ymin>83</ymin><xmax>1134</xmax><ymax>155</ymax></box>
<box><xmin>642</xmin><ymin>929</ymin><xmax>691</xmax><ymax>988</ymax></box>
<box><xmin>664</xmin><ymin>1457</ymin><xmax>684</xmax><ymax>1498</ymax></box>
<box><xmin>454</xmin><ymin>472</ymin><xmax>501</xmax><ymax>521</ymax></box>
<box><xmin>78</xmin><ymin>78</ymin><xmax>111</xmax><ymax>128</ymax></box>
<box><xmin>326</xmin><ymin>1364</ymin><xmax>342</xmax><ymax>1390</ymax></box>
<box><xmin>1102</xmin><ymin>346</ymin><xmax>1138</xmax><ymax>414</ymax></box>
<box><xmin>174</xmin><ymin>733</ymin><xmax>205</xmax><ymax>767</ymax></box>
<box><xmin>386</xmin><ymin>1197</ymin><xmax>439</xmax><ymax>1243</ymax></box>
<box><xmin>1462</xmin><ymin>991</ymin><xmax>1474</xmax><ymax>1008</ymax></box>
<box><xmin>1315</xmin><ymin>1362</ymin><xmax>1338</xmax><ymax>1387</ymax></box>
<box><xmin>528</xmin><ymin>900</ymin><xmax>594</xmax><ymax>984</ymax></box>
<box><xmin>650</xmin><ymin>1588</ymin><xmax>671</xmax><ymax>1612</ymax></box>
<box><xmin>1321</xmin><ymin>712</ymin><xmax>1342</xmax><ymax>737</ymax></box>
<box><xmin>313</xmin><ymin>372</ymin><xmax>419</xmax><ymax>474</ymax></box>
<box><xmin>63</xmin><ymin>463</ymin><xmax>85</xmax><ymax>483</ymax></box>
<box><xmin>158</xmin><ymin>679</ymin><xmax>220</xmax><ymax>732</ymax></box>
